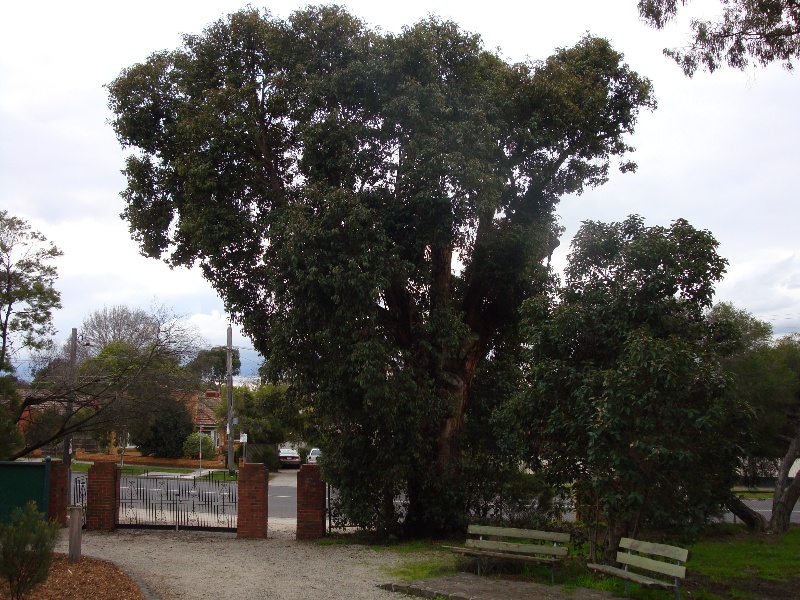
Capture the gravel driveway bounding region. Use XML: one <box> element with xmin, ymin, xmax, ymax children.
<box><xmin>55</xmin><ymin>472</ymin><xmax>404</xmax><ymax>600</ymax></box>
<box><xmin>53</xmin><ymin>472</ymin><xmax>613</xmax><ymax>600</ymax></box>
<box><xmin>56</xmin><ymin>524</ymin><xmax>401</xmax><ymax>600</ymax></box>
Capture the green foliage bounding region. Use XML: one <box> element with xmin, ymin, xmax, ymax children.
<box><xmin>506</xmin><ymin>216</ymin><xmax>745</xmax><ymax>556</ymax></box>
<box><xmin>74</xmin><ymin>326</ymin><xmax>199</xmax><ymax>456</ymax></box>
<box><xmin>6</xmin><ymin>304</ymin><xmax>200</xmax><ymax>461</ymax></box>
<box><xmin>638</xmin><ymin>0</ymin><xmax>800</xmax><ymax>75</ymax></box>
<box><xmin>0</xmin><ymin>501</ymin><xmax>59</xmax><ymax>600</ymax></box>
<box><xmin>0</xmin><ymin>210</ymin><xmax>62</xmax><ymax>374</ymax></box>
<box><xmin>0</xmin><ymin>376</ymin><xmax>23</xmax><ymax>460</ymax></box>
<box><xmin>709</xmin><ymin>305</ymin><xmax>800</xmax><ymax>532</ymax></box>
<box><xmin>187</xmin><ymin>347</ymin><xmax>240</xmax><ymax>390</ymax></box>
<box><xmin>182</xmin><ymin>432</ymin><xmax>216</xmax><ymax>459</ymax></box>
<box><xmin>247</xmin><ymin>444</ymin><xmax>281</xmax><ymax>471</ymax></box>
<box><xmin>218</xmin><ymin>383</ymin><xmax>311</xmax><ymax>447</ymax></box>
<box><xmin>107</xmin><ymin>6</ymin><xmax>655</xmax><ymax>536</ymax></box>
<box><xmin>132</xmin><ymin>398</ymin><xmax>194</xmax><ymax>458</ymax></box>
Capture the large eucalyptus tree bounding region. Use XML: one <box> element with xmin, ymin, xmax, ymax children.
<box><xmin>107</xmin><ymin>6</ymin><xmax>655</xmax><ymax>535</ymax></box>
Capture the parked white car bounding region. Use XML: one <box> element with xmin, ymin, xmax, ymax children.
<box><xmin>307</xmin><ymin>448</ymin><xmax>322</xmax><ymax>464</ymax></box>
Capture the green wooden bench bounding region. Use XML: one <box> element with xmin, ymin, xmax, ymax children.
<box><xmin>444</xmin><ymin>524</ymin><xmax>570</xmax><ymax>584</ymax></box>
<box><xmin>588</xmin><ymin>537</ymin><xmax>690</xmax><ymax>600</ymax></box>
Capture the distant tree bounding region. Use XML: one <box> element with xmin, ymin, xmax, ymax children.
<box><xmin>714</xmin><ymin>305</ymin><xmax>800</xmax><ymax>533</ymax></box>
<box><xmin>107</xmin><ymin>6</ymin><xmax>655</xmax><ymax>536</ymax></box>
<box><xmin>6</xmin><ymin>308</ymin><xmax>199</xmax><ymax>460</ymax></box>
<box><xmin>182</xmin><ymin>431</ymin><xmax>215</xmax><ymax>459</ymax></box>
<box><xmin>0</xmin><ymin>377</ymin><xmax>23</xmax><ymax>460</ymax></box>
<box><xmin>132</xmin><ymin>397</ymin><xmax>194</xmax><ymax>458</ymax></box>
<box><xmin>187</xmin><ymin>346</ymin><xmax>240</xmax><ymax>390</ymax></box>
<box><xmin>217</xmin><ymin>383</ymin><xmax>310</xmax><ymax>446</ymax></box>
<box><xmin>638</xmin><ymin>0</ymin><xmax>800</xmax><ymax>75</ymax></box>
<box><xmin>78</xmin><ymin>305</ymin><xmax>160</xmax><ymax>360</ymax></box>
<box><xmin>0</xmin><ymin>210</ymin><xmax>62</xmax><ymax>374</ymax></box>
<box><xmin>506</xmin><ymin>216</ymin><xmax>747</xmax><ymax>560</ymax></box>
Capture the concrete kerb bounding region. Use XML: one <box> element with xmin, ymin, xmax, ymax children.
<box><xmin>108</xmin><ymin>559</ymin><xmax>162</xmax><ymax>600</ymax></box>
<box><xmin>379</xmin><ymin>573</ymin><xmax>613</xmax><ymax>600</ymax></box>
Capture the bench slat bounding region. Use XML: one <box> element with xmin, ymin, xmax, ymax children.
<box><xmin>468</xmin><ymin>525</ymin><xmax>570</xmax><ymax>544</ymax></box>
<box><xmin>448</xmin><ymin>546</ymin><xmax>559</xmax><ymax>565</ymax></box>
<box><xmin>617</xmin><ymin>551</ymin><xmax>686</xmax><ymax>580</ymax></box>
<box><xmin>620</xmin><ymin>537</ymin><xmax>689</xmax><ymax>562</ymax></box>
<box><xmin>588</xmin><ymin>564</ymin><xmax>675</xmax><ymax>589</ymax></box>
<box><xmin>466</xmin><ymin>539</ymin><xmax>568</xmax><ymax>557</ymax></box>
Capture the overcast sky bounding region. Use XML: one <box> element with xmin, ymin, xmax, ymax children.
<box><xmin>2</xmin><ymin>0</ymin><xmax>798</xmax><ymax>377</ymax></box>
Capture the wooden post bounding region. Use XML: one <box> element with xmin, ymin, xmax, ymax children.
<box><xmin>68</xmin><ymin>506</ymin><xmax>82</xmax><ymax>563</ymax></box>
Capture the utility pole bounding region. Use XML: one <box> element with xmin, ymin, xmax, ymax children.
<box><xmin>62</xmin><ymin>327</ymin><xmax>77</xmax><ymax>466</ymax></box>
<box><xmin>226</xmin><ymin>325</ymin><xmax>235</xmax><ymax>474</ymax></box>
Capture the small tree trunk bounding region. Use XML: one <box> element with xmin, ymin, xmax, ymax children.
<box><xmin>725</xmin><ymin>493</ymin><xmax>767</xmax><ymax>531</ymax></box>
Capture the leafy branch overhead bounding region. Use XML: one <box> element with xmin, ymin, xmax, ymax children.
<box><xmin>638</xmin><ymin>0</ymin><xmax>800</xmax><ymax>74</ymax></box>
<box><xmin>107</xmin><ymin>6</ymin><xmax>655</xmax><ymax>535</ymax></box>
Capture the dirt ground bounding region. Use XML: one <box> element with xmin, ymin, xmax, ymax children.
<box><xmin>0</xmin><ymin>554</ymin><xmax>143</xmax><ymax>600</ymax></box>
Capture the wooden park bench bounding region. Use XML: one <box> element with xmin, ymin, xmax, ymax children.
<box><xmin>444</xmin><ymin>524</ymin><xmax>570</xmax><ymax>584</ymax></box>
<box><xmin>588</xmin><ymin>537</ymin><xmax>690</xmax><ymax>600</ymax></box>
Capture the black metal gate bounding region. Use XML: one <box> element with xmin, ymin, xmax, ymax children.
<box><xmin>118</xmin><ymin>475</ymin><xmax>237</xmax><ymax>531</ymax></box>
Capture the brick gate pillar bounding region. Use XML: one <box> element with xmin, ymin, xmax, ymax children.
<box><xmin>237</xmin><ymin>463</ymin><xmax>269</xmax><ymax>538</ymax></box>
<box><xmin>296</xmin><ymin>464</ymin><xmax>326</xmax><ymax>540</ymax></box>
<box><xmin>86</xmin><ymin>462</ymin><xmax>119</xmax><ymax>531</ymax></box>
<box><xmin>48</xmin><ymin>461</ymin><xmax>69</xmax><ymax>526</ymax></box>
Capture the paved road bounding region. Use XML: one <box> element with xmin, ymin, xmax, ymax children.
<box><xmin>269</xmin><ymin>469</ymin><xmax>298</xmax><ymax>518</ymax></box>
<box><xmin>721</xmin><ymin>498</ymin><xmax>800</xmax><ymax>524</ymax></box>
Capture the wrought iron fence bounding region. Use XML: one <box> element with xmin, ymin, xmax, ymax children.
<box><xmin>118</xmin><ymin>475</ymin><xmax>237</xmax><ymax>531</ymax></box>
<box><xmin>325</xmin><ymin>484</ymin><xmax>409</xmax><ymax>532</ymax></box>
<box><xmin>325</xmin><ymin>483</ymin><xmax>574</xmax><ymax>533</ymax></box>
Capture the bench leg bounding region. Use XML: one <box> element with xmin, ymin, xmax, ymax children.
<box><xmin>624</xmin><ymin>580</ymin><xmax>630</xmax><ymax>598</ymax></box>
<box><xmin>477</xmin><ymin>556</ymin><xmax>481</xmax><ymax>577</ymax></box>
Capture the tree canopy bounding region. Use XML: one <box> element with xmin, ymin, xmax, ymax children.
<box><xmin>504</xmin><ymin>216</ymin><xmax>746</xmax><ymax>558</ymax></box>
<box><xmin>78</xmin><ymin>305</ymin><xmax>161</xmax><ymax>360</ymax></box>
<box><xmin>0</xmin><ymin>210</ymin><xmax>62</xmax><ymax>374</ymax></box>
<box><xmin>712</xmin><ymin>304</ymin><xmax>800</xmax><ymax>533</ymax></box>
<box><xmin>107</xmin><ymin>6</ymin><xmax>655</xmax><ymax>535</ymax></box>
<box><xmin>638</xmin><ymin>0</ymin><xmax>800</xmax><ymax>74</ymax></box>
<box><xmin>187</xmin><ymin>346</ymin><xmax>240</xmax><ymax>390</ymax></box>
<box><xmin>6</xmin><ymin>306</ymin><xmax>199</xmax><ymax>460</ymax></box>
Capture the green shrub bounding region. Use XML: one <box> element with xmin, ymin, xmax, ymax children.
<box><xmin>0</xmin><ymin>501</ymin><xmax>59</xmax><ymax>600</ymax></box>
<box><xmin>131</xmin><ymin>398</ymin><xmax>194</xmax><ymax>458</ymax></box>
<box><xmin>248</xmin><ymin>444</ymin><xmax>281</xmax><ymax>471</ymax></box>
<box><xmin>182</xmin><ymin>432</ymin><xmax>216</xmax><ymax>459</ymax></box>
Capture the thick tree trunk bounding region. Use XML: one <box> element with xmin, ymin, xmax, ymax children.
<box><xmin>725</xmin><ymin>493</ymin><xmax>767</xmax><ymax>531</ymax></box>
<box><xmin>768</xmin><ymin>432</ymin><xmax>800</xmax><ymax>533</ymax></box>
<box><xmin>404</xmin><ymin>344</ymin><xmax>482</xmax><ymax>537</ymax></box>
<box><xmin>602</xmin><ymin>517</ymin><xmax>630</xmax><ymax>563</ymax></box>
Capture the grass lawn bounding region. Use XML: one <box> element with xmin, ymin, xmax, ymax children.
<box><xmin>70</xmin><ymin>462</ymin><xmax>194</xmax><ymax>475</ymax></box>
<box><xmin>372</xmin><ymin>523</ymin><xmax>800</xmax><ymax>600</ymax></box>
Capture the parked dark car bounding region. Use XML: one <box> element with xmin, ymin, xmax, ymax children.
<box><xmin>278</xmin><ymin>448</ymin><xmax>301</xmax><ymax>469</ymax></box>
